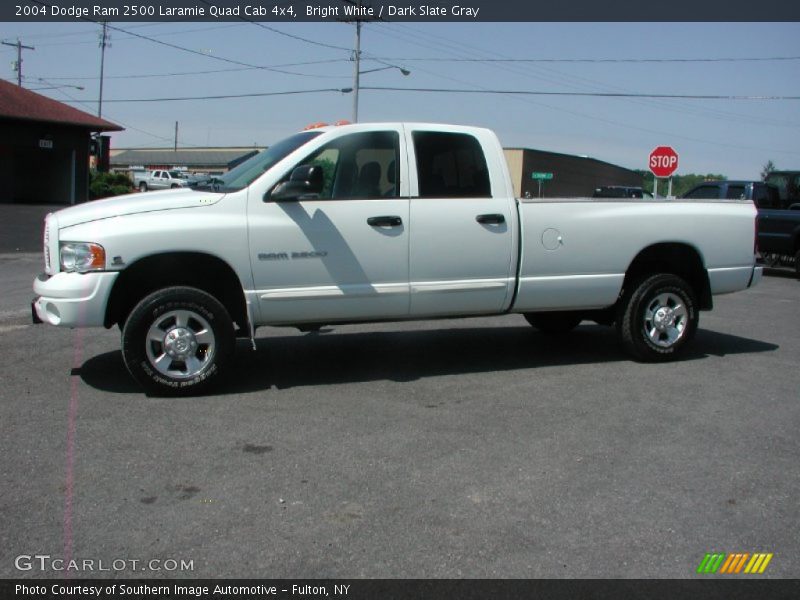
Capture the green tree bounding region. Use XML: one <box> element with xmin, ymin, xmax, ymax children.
<box><xmin>89</xmin><ymin>171</ymin><xmax>133</xmax><ymax>199</ymax></box>
<box><xmin>761</xmin><ymin>160</ymin><xmax>776</xmax><ymax>181</ymax></box>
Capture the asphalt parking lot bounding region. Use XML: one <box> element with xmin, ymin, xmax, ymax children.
<box><xmin>0</xmin><ymin>254</ymin><xmax>798</xmax><ymax>579</ymax></box>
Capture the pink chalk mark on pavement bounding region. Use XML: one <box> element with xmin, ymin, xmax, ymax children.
<box><xmin>63</xmin><ymin>329</ymin><xmax>84</xmax><ymax>577</ymax></box>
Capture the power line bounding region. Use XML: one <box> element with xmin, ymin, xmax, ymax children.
<box><xmin>369</xmin><ymin>23</ymin><xmax>800</xmax><ymax>140</ymax></box>
<box><xmin>369</xmin><ymin>55</ymin><xmax>800</xmax><ymax>64</ymax></box>
<box><xmin>36</xmin><ymin>59</ymin><xmax>350</xmax><ymax>81</ymax></box>
<box><xmin>19</xmin><ymin>24</ymin><xmax>246</xmax><ymax>47</ymax></box>
<box><xmin>26</xmin><ymin>0</ymin><xmax>346</xmax><ymax>79</ymax></box>
<box><xmin>358</xmin><ymin>86</ymin><xmax>800</xmax><ymax>101</ymax></box>
<box><xmin>35</xmin><ymin>78</ymin><xmax>208</xmax><ymax>147</ymax></box>
<box><xmin>61</xmin><ymin>88</ymin><xmax>351</xmax><ymax>103</ymax></box>
<box><xmin>196</xmin><ymin>0</ymin><xmax>352</xmax><ymax>52</ymax></box>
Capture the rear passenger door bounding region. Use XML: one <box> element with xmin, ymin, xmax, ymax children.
<box><xmin>405</xmin><ymin>127</ymin><xmax>516</xmax><ymax>317</ymax></box>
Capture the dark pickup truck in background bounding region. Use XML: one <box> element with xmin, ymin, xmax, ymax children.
<box><xmin>758</xmin><ymin>205</ymin><xmax>800</xmax><ymax>276</ymax></box>
<box><xmin>682</xmin><ymin>180</ymin><xmax>781</xmax><ymax>208</ymax></box>
<box><xmin>756</xmin><ymin>172</ymin><xmax>800</xmax><ymax>276</ymax></box>
<box><xmin>682</xmin><ymin>179</ymin><xmax>799</xmax><ymax>277</ymax></box>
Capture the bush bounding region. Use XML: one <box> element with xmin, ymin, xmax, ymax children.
<box><xmin>90</xmin><ymin>171</ymin><xmax>133</xmax><ymax>199</ymax></box>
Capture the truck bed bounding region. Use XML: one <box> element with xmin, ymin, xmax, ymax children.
<box><xmin>513</xmin><ymin>197</ymin><xmax>758</xmax><ymax>312</ymax></box>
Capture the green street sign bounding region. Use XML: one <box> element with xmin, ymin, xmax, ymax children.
<box><xmin>531</xmin><ymin>172</ymin><xmax>553</xmax><ymax>180</ymax></box>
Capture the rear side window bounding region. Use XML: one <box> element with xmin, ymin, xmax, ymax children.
<box><xmin>683</xmin><ymin>185</ymin><xmax>720</xmax><ymax>200</ymax></box>
<box><xmin>725</xmin><ymin>185</ymin><xmax>745</xmax><ymax>200</ymax></box>
<box><xmin>413</xmin><ymin>131</ymin><xmax>491</xmax><ymax>198</ymax></box>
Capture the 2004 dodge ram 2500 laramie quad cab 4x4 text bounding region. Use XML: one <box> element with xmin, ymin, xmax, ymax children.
<box><xmin>33</xmin><ymin>123</ymin><xmax>762</xmax><ymax>395</ymax></box>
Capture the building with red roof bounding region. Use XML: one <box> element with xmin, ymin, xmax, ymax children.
<box><xmin>0</xmin><ymin>79</ymin><xmax>123</xmax><ymax>205</ymax></box>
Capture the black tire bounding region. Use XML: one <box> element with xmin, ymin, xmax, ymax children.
<box><xmin>617</xmin><ymin>274</ymin><xmax>698</xmax><ymax>362</ymax></box>
<box><xmin>524</xmin><ymin>311</ymin><xmax>582</xmax><ymax>333</ymax></box>
<box><xmin>762</xmin><ymin>253</ymin><xmax>781</xmax><ymax>268</ymax></box>
<box><xmin>139</xmin><ymin>182</ymin><xmax>147</xmax><ymax>192</ymax></box>
<box><xmin>795</xmin><ymin>249</ymin><xmax>800</xmax><ymax>279</ymax></box>
<box><xmin>170</xmin><ymin>184</ymin><xmax>179</xmax><ymax>189</ymax></box>
<box><xmin>122</xmin><ymin>286</ymin><xmax>234</xmax><ymax>396</ymax></box>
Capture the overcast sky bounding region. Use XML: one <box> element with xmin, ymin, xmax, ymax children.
<box><xmin>1</xmin><ymin>21</ymin><xmax>798</xmax><ymax>178</ymax></box>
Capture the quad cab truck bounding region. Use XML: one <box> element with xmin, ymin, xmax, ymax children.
<box><xmin>33</xmin><ymin>123</ymin><xmax>763</xmax><ymax>395</ymax></box>
<box><xmin>133</xmin><ymin>169</ymin><xmax>190</xmax><ymax>192</ymax></box>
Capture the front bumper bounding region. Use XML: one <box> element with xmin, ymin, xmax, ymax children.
<box><xmin>32</xmin><ymin>271</ymin><xmax>119</xmax><ymax>327</ymax></box>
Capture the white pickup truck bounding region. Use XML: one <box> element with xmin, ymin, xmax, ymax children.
<box><xmin>33</xmin><ymin>123</ymin><xmax>762</xmax><ymax>395</ymax></box>
<box><xmin>133</xmin><ymin>169</ymin><xmax>190</xmax><ymax>192</ymax></box>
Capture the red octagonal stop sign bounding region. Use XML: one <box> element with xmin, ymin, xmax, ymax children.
<box><xmin>649</xmin><ymin>146</ymin><xmax>679</xmax><ymax>178</ymax></box>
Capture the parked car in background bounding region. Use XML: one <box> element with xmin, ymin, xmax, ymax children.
<box><xmin>593</xmin><ymin>186</ymin><xmax>652</xmax><ymax>199</ymax></box>
<box><xmin>133</xmin><ymin>169</ymin><xmax>190</xmax><ymax>192</ymax></box>
<box><xmin>682</xmin><ymin>180</ymin><xmax>781</xmax><ymax>209</ymax></box>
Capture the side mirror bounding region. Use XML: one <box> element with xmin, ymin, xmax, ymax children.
<box><xmin>268</xmin><ymin>165</ymin><xmax>324</xmax><ymax>201</ymax></box>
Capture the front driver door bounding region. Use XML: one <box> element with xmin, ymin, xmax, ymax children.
<box><xmin>249</xmin><ymin>128</ymin><xmax>410</xmax><ymax>325</ymax></box>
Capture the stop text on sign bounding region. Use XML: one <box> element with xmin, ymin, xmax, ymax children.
<box><xmin>651</xmin><ymin>155</ymin><xmax>677</xmax><ymax>169</ymax></box>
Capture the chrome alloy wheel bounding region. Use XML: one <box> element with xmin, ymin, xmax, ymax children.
<box><xmin>643</xmin><ymin>292</ymin><xmax>688</xmax><ymax>348</ymax></box>
<box><xmin>145</xmin><ymin>309</ymin><xmax>216</xmax><ymax>379</ymax></box>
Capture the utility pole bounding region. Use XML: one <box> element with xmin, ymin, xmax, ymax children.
<box><xmin>2</xmin><ymin>39</ymin><xmax>35</xmax><ymax>86</ymax></box>
<box><xmin>351</xmin><ymin>15</ymin><xmax>362</xmax><ymax>123</ymax></box>
<box><xmin>174</xmin><ymin>121</ymin><xmax>178</xmax><ymax>152</ymax></box>
<box><xmin>97</xmin><ymin>22</ymin><xmax>109</xmax><ymax>117</ymax></box>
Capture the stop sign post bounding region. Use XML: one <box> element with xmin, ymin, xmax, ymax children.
<box><xmin>649</xmin><ymin>146</ymin><xmax>679</xmax><ymax>198</ymax></box>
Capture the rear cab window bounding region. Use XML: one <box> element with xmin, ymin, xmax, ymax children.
<box><xmin>412</xmin><ymin>131</ymin><xmax>491</xmax><ymax>198</ymax></box>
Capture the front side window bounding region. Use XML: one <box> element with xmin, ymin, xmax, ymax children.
<box><xmin>276</xmin><ymin>130</ymin><xmax>399</xmax><ymax>200</ymax></box>
<box><xmin>413</xmin><ymin>131</ymin><xmax>491</xmax><ymax>198</ymax></box>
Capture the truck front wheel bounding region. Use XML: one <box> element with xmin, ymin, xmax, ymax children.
<box><xmin>617</xmin><ymin>274</ymin><xmax>698</xmax><ymax>362</ymax></box>
<box><xmin>122</xmin><ymin>286</ymin><xmax>234</xmax><ymax>396</ymax></box>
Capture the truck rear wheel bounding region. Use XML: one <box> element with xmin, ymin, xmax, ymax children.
<box><xmin>139</xmin><ymin>182</ymin><xmax>148</xmax><ymax>192</ymax></box>
<box><xmin>122</xmin><ymin>286</ymin><xmax>234</xmax><ymax>396</ymax></box>
<box><xmin>524</xmin><ymin>311</ymin><xmax>582</xmax><ymax>333</ymax></box>
<box><xmin>617</xmin><ymin>274</ymin><xmax>698</xmax><ymax>362</ymax></box>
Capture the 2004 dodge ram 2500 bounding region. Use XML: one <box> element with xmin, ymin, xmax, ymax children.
<box><xmin>33</xmin><ymin>123</ymin><xmax>762</xmax><ymax>395</ymax></box>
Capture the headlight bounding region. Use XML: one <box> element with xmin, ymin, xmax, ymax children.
<box><xmin>59</xmin><ymin>242</ymin><xmax>106</xmax><ymax>273</ymax></box>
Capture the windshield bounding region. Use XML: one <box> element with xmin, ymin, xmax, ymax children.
<box><xmin>168</xmin><ymin>171</ymin><xmax>185</xmax><ymax>179</ymax></box>
<box><xmin>191</xmin><ymin>131</ymin><xmax>322</xmax><ymax>193</ymax></box>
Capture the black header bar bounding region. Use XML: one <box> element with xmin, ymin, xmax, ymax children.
<box><xmin>4</xmin><ymin>0</ymin><xmax>800</xmax><ymax>22</ymax></box>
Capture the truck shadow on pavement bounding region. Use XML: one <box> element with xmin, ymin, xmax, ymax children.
<box><xmin>77</xmin><ymin>324</ymin><xmax>779</xmax><ymax>396</ymax></box>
